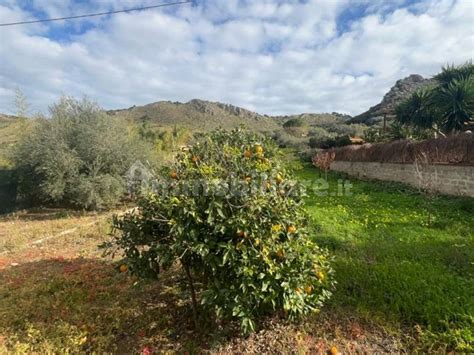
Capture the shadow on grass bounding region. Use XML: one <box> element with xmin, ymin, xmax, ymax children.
<box><xmin>0</xmin><ymin>258</ymin><xmax>230</xmax><ymax>353</ymax></box>
<box><xmin>1</xmin><ymin>208</ymin><xmax>94</xmax><ymax>222</ymax></box>
<box><xmin>0</xmin><ymin>169</ymin><xmax>17</xmax><ymax>215</ymax></box>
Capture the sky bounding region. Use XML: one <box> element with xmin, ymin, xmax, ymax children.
<box><xmin>0</xmin><ymin>0</ymin><xmax>473</xmax><ymax>116</ymax></box>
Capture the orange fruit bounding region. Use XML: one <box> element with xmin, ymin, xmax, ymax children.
<box><xmin>119</xmin><ymin>264</ymin><xmax>128</xmax><ymax>273</ymax></box>
<box><xmin>191</xmin><ymin>155</ymin><xmax>199</xmax><ymax>163</ymax></box>
<box><xmin>330</xmin><ymin>346</ymin><xmax>338</xmax><ymax>355</ymax></box>
<box><xmin>287</xmin><ymin>225</ymin><xmax>297</xmax><ymax>234</ymax></box>
<box><xmin>305</xmin><ymin>285</ymin><xmax>313</xmax><ymax>295</ymax></box>
<box><xmin>244</xmin><ymin>150</ymin><xmax>252</xmax><ymax>158</ymax></box>
<box><xmin>237</xmin><ymin>230</ymin><xmax>246</xmax><ymax>238</ymax></box>
<box><xmin>316</xmin><ymin>271</ymin><xmax>325</xmax><ymax>282</ymax></box>
<box><xmin>275</xmin><ymin>174</ymin><xmax>283</xmax><ymax>184</ymax></box>
<box><xmin>170</xmin><ymin>171</ymin><xmax>178</xmax><ymax>179</ymax></box>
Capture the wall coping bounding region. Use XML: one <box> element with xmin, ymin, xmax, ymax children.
<box><xmin>333</xmin><ymin>160</ymin><xmax>474</xmax><ymax>167</ymax></box>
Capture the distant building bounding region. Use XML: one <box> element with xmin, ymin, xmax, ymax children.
<box><xmin>349</xmin><ymin>136</ymin><xmax>365</xmax><ymax>144</ymax></box>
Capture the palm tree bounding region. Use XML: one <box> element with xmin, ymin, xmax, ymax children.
<box><xmin>395</xmin><ymin>89</ymin><xmax>440</xmax><ymax>131</ymax></box>
<box><xmin>435</xmin><ymin>76</ymin><xmax>474</xmax><ymax>132</ymax></box>
<box><xmin>434</xmin><ymin>61</ymin><xmax>473</xmax><ymax>88</ymax></box>
<box><xmin>396</xmin><ymin>62</ymin><xmax>473</xmax><ymax>135</ymax></box>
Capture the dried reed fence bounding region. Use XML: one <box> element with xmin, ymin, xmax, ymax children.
<box><xmin>323</xmin><ymin>134</ymin><xmax>474</xmax><ymax>165</ymax></box>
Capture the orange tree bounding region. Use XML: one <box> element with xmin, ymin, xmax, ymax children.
<box><xmin>103</xmin><ymin>128</ymin><xmax>334</xmax><ymax>333</ymax></box>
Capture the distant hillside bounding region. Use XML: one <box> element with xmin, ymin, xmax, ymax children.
<box><xmin>0</xmin><ymin>113</ymin><xmax>19</xmax><ymax>124</ymax></box>
<box><xmin>349</xmin><ymin>74</ymin><xmax>435</xmax><ymax>125</ymax></box>
<box><xmin>107</xmin><ymin>99</ymin><xmax>279</xmax><ymax>132</ymax></box>
<box><xmin>0</xmin><ymin>99</ymin><xmax>362</xmax><ymax>166</ymax></box>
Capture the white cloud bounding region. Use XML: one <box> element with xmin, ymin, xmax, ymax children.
<box><xmin>0</xmin><ymin>0</ymin><xmax>472</xmax><ymax>116</ymax></box>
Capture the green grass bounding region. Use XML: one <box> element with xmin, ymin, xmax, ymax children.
<box><xmin>296</xmin><ymin>165</ymin><xmax>474</xmax><ymax>352</ymax></box>
<box><xmin>0</xmin><ymin>161</ymin><xmax>472</xmax><ymax>353</ymax></box>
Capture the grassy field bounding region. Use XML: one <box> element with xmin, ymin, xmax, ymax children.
<box><xmin>0</xmin><ymin>165</ymin><xmax>472</xmax><ymax>353</ymax></box>
<box><xmin>298</xmin><ymin>165</ymin><xmax>474</xmax><ymax>352</ymax></box>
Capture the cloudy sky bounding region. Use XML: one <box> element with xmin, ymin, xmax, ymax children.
<box><xmin>0</xmin><ymin>0</ymin><xmax>472</xmax><ymax>116</ymax></box>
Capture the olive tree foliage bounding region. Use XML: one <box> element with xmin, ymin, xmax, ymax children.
<box><xmin>14</xmin><ymin>87</ymin><xmax>29</xmax><ymax>118</ymax></box>
<box><xmin>103</xmin><ymin>128</ymin><xmax>334</xmax><ymax>333</ymax></box>
<box><xmin>14</xmin><ymin>96</ymin><xmax>150</xmax><ymax>209</ymax></box>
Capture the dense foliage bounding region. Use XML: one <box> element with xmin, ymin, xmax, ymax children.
<box><xmin>282</xmin><ymin>118</ymin><xmax>306</xmax><ymax>128</ymax></box>
<box><xmin>14</xmin><ymin>97</ymin><xmax>150</xmax><ymax>209</ymax></box>
<box><xmin>396</xmin><ymin>62</ymin><xmax>474</xmax><ymax>134</ymax></box>
<box><xmin>309</xmin><ymin>135</ymin><xmax>351</xmax><ymax>149</ymax></box>
<box><xmin>104</xmin><ymin>128</ymin><xmax>334</xmax><ymax>333</ymax></box>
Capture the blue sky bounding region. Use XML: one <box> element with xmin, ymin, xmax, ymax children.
<box><xmin>0</xmin><ymin>0</ymin><xmax>473</xmax><ymax>116</ymax></box>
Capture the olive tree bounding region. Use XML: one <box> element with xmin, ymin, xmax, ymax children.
<box><xmin>14</xmin><ymin>96</ymin><xmax>150</xmax><ymax>209</ymax></box>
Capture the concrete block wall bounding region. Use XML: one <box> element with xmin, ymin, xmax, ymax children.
<box><xmin>330</xmin><ymin>161</ymin><xmax>474</xmax><ymax>197</ymax></box>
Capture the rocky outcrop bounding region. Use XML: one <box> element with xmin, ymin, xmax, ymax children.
<box><xmin>350</xmin><ymin>74</ymin><xmax>435</xmax><ymax>124</ymax></box>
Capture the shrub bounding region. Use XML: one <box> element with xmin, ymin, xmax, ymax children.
<box><xmin>312</xmin><ymin>151</ymin><xmax>335</xmax><ymax>180</ymax></box>
<box><xmin>103</xmin><ymin>128</ymin><xmax>334</xmax><ymax>333</ymax></box>
<box><xmin>14</xmin><ymin>96</ymin><xmax>150</xmax><ymax>210</ymax></box>
<box><xmin>309</xmin><ymin>135</ymin><xmax>351</xmax><ymax>149</ymax></box>
<box><xmin>272</xmin><ymin>129</ymin><xmax>309</xmax><ymax>150</ymax></box>
<box><xmin>282</xmin><ymin>118</ymin><xmax>306</xmax><ymax>128</ymax></box>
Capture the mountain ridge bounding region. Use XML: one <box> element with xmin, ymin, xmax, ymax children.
<box><xmin>349</xmin><ymin>74</ymin><xmax>435</xmax><ymax>125</ymax></box>
<box><xmin>106</xmin><ymin>98</ymin><xmax>351</xmax><ymax>132</ymax></box>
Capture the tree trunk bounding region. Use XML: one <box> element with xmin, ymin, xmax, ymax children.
<box><xmin>181</xmin><ymin>260</ymin><xmax>199</xmax><ymax>330</ymax></box>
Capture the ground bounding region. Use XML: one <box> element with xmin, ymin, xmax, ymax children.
<box><xmin>0</xmin><ymin>166</ymin><xmax>473</xmax><ymax>353</ymax></box>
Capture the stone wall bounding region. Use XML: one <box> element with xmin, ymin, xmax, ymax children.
<box><xmin>330</xmin><ymin>161</ymin><xmax>474</xmax><ymax>197</ymax></box>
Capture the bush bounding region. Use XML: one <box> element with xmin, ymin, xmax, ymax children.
<box><xmin>14</xmin><ymin>96</ymin><xmax>150</xmax><ymax>210</ymax></box>
<box><xmin>104</xmin><ymin>128</ymin><xmax>334</xmax><ymax>333</ymax></box>
<box><xmin>309</xmin><ymin>135</ymin><xmax>351</xmax><ymax>149</ymax></box>
<box><xmin>272</xmin><ymin>129</ymin><xmax>309</xmax><ymax>150</ymax></box>
<box><xmin>282</xmin><ymin>118</ymin><xmax>306</xmax><ymax>128</ymax></box>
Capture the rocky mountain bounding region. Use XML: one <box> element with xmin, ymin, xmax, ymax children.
<box><xmin>349</xmin><ymin>74</ymin><xmax>435</xmax><ymax>125</ymax></box>
<box><xmin>107</xmin><ymin>99</ymin><xmax>279</xmax><ymax>132</ymax></box>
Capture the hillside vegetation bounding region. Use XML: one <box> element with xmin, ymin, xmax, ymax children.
<box><xmin>107</xmin><ymin>99</ymin><xmax>279</xmax><ymax>132</ymax></box>
<box><xmin>0</xmin><ymin>99</ymin><xmax>366</xmax><ymax>171</ymax></box>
